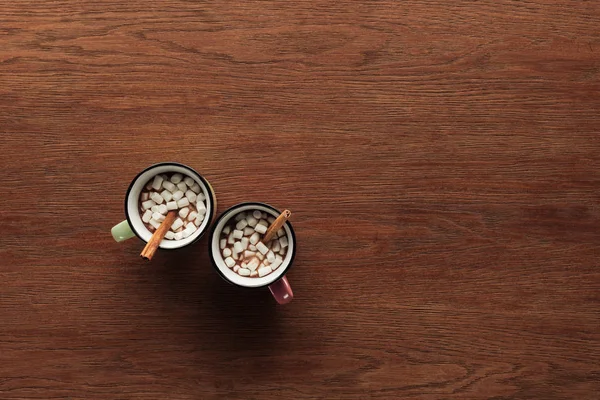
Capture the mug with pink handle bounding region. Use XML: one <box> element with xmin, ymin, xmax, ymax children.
<box><xmin>208</xmin><ymin>202</ymin><xmax>296</xmax><ymax>304</ymax></box>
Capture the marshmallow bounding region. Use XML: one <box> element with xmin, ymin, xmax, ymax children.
<box><xmin>257</xmin><ymin>219</ymin><xmax>268</xmax><ymax>227</ymax></box>
<box><xmin>266</xmin><ymin>250</ymin><xmax>276</xmax><ymax>263</ymax></box>
<box><xmin>222</xmin><ymin>226</ymin><xmax>231</xmax><ymax>235</ymax></box>
<box><xmin>267</xmin><ymin>216</ymin><xmax>276</xmax><ymax>224</ymax></box>
<box><xmin>233</xmin><ymin>242</ymin><xmax>244</xmax><ymax>254</ymax></box>
<box><xmin>141</xmin><ymin>192</ymin><xmax>149</xmax><ymax>201</ymax></box>
<box><xmin>279</xmin><ymin>248</ymin><xmax>286</xmax><ymax>255</ymax></box>
<box><xmin>272</xmin><ymin>241</ymin><xmax>281</xmax><ymax>253</ymax></box>
<box><xmin>277</xmin><ymin>228</ymin><xmax>285</xmax><ymax>237</ymax></box>
<box><xmin>160</xmin><ymin>174</ymin><xmax>168</xmax><ymax>181</ymax></box>
<box><xmin>158</xmin><ymin>204</ymin><xmax>167</xmax><ymax>214</ymax></box>
<box><xmin>142</xmin><ymin>210</ymin><xmax>152</xmax><ymax>223</ymax></box>
<box><xmin>149</xmin><ymin>219</ymin><xmax>161</xmax><ymax>229</ymax></box>
<box><xmin>246</xmin><ymin>258</ymin><xmax>260</xmax><ymax>271</ymax></box>
<box><xmin>249</xmin><ymin>244</ymin><xmax>257</xmax><ymax>251</ymax></box>
<box><xmin>166</xmin><ymin>201</ymin><xmax>178</xmax><ymax>210</ymax></box>
<box><xmin>279</xmin><ymin>236</ymin><xmax>288</xmax><ymax>248</ymax></box>
<box><xmin>152</xmin><ymin>212</ymin><xmax>165</xmax><ymax>222</ymax></box>
<box><xmin>182</xmin><ymin>224</ymin><xmax>196</xmax><ymax>238</ymax></box>
<box><xmin>171</xmin><ymin>218</ymin><xmax>184</xmax><ymax>231</ymax></box>
<box><xmin>246</xmin><ymin>216</ymin><xmax>258</xmax><ymax>227</ymax></box>
<box><xmin>185</xmin><ymin>190</ymin><xmax>197</xmax><ymax>203</ymax></box>
<box><xmin>232</xmin><ymin>250</ymin><xmax>239</xmax><ymax>260</ymax></box>
<box><xmin>227</xmin><ymin>232</ymin><xmax>235</xmax><ymax>244</ymax></box>
<box><xmin>233</xmin><ymin>265</ymin><xmax>240</xmax><ymax>273</ymax></box>
<box><xmin>163</xmin><ymin>181</ymin><xmax>177</xmax><ymax>193</ymax></box>
<box><xmin>184</xmin><ymin>176</ymin><xmax>195</xmax><ymax>187</ymax></box>
<box><xmin>150</xmin><ymin>192</ymin><xmax>164</xmax><ymax>204</ymax></box>
<box><xmin>263</xmin><ymin>259</ymin><xmax>270</xmax><ymax>266</ymax></box>
<box><xmin>151</xmin><ymin>205</ymin><xmax>160</xmax><ymax>213</ymax></box>
<box><xmin>236</xmin><ymin>219</ymin><xmax>248</xmax><ymax>230</ymax></box>
<box><xmin>252</xmin><ymin>210</ymin><xmax>262</xmax><ymax>219</ymax></box>
<box><xmin>196</xmin><ymin>201</ymin><xmax>206</xmax><ymax>214</ymax></box>
<box><xmin>224</xmin><ymin>257</ymin><xmax>235</xmax><ymax>268</ymax></box>
<box><xmin>244</xmin><ymin>250</ymin><xmax>255</xmax><ymax>258</ymax></box>
<box><xmin>233</xmin><ymin>230</ymin><xmax>244</xmax><ymax>239</ymax></box>
<box><xmin>243</xmin><ymin>227</ymin><xmax>255</xmax><ymax>236</ymax></box>
<box><xmin>250</xmin><ymin>270</ymin><xmax>258</xmax><ymax>277</ymax></box>
<box><xmin>194</xmin><ymin>214</ymin><xmax>204</xmax><ymax>226</ymax></box>
<box><xmin>241</xmin><ymin>237</ymin><xmax>249</xmax><ymax>250</ymax></box>
<box><xmin>160</xmin><ymin>190</ymin><xmax>173</xmax><ymax>202</ymax></box>
<box><xmin>196</xmin><ymin>192</ymin><xmax>206</xmax><ymax>202</ymax></box>
<box><xmin>249</xmin><ymin>232</ymin><xmax>260</xmax><ymax>245</ymax></box>
<box><xmin>172</xmin><ymin>190</ymin><xmax>184</xmax><ymax>202</ymax></box>
<box><xmin>179</xmin><ymin>207</ymin><xmax>189</xmax><ymax>219</ymax></box>
<box><xmin>177</xmin><ymin>182</ymin><xmax>187</xmax><ymax>193</ymax></box>
<box><xmin>165</xmin><ymin>231</ymin><xmax>175</xmax><ymax>240</ymax></box>
<box><xmin>223</xmin><ymin>248</ymin><xmax>232</xmax><ymax>257</ymax></box>
<box><xmin>258</xmin><ymin>266</ymin><xmax>272</xmax><ymax>277</ymax></box>
<box><xmin>190</xmin><ymin>183</ymin><xmax>201</xmax><ymax>193</ymax></box>
<box><xmin>254</xmin><ymin>224</ymin><xmax>267</xmax><ymax>234</ymax></box>
<box><xmin>174</xmin><ymin>232</ymin><xmax>183</xmax><ymax>240</ymax></box>
<box><xmin>271</xmin><ymin>257</ymin><xmax>283</xmax><ymax>270</ymax></box>
<box><xmin>262</xmin><ymin>212</ymin><xmax>268</xmax><ymax>219</ymax></box>
<box><xmin>170</xmin><ymin>173</ymin><xmax>183</xmax><ymax>184</ymax></box>
<box><xmin>142</xmin><ymin>200</ymin><xmax>156</xmax><ymax>210</ymax></box>
<box><xmin>235</xmin><ymin>212</ymin><xmax>246</xmax><ymax>222</ymax></box>
<box><xmin>177</xmin><ymin>198</ymin><xmax>189</xmax><ymax>208</ymax></box>
<box><xmin>220</xmin><ymin>239</ymin><xmax>227</xmax><ymax>249</ymax></box>
<box><xmin>238</xmin><ymin>268</ymin><xmax>250</xmax><ymax>276</ymax></box>
<box><xmin>256</xmin><ymin>242</ymin><xmax>269</xmax><ymax>255</ymax></box>
<box><xmin>188</xmin><ymin>211</ymin><xmax>197</xmax><ymax>221</ymax></box>
<box><xmin>151</xmin><ymin>175</ymin><xmax>164</xmax><ymax>190</ymax></box>
<box><xmin>145</xmin><ymin>182</ymin><xmax>153</xmax><ymax>190</ymax></box>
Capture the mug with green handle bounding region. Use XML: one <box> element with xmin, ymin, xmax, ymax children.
<box><xmin>111</xmin><ymin>162</ymin><xmax>217</xmax><ymax>250</ymax></box>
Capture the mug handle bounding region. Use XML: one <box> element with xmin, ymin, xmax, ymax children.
<box><xmin>111</xmin><ymin>220</ymin><xmax>136</xmax><ymax>242</ymax></box>
<box><xmin>268</xmin><ymin>276</ymin><xmax>294</xmax><ymax>304</ymax></box>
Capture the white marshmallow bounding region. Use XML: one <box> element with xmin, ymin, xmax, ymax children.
<box><xmin>267</xmin><ymin>216</ymin><xmax>276</xmax><ymax>224</ymax></box>
<box><xmin>151</xmin><ymin>205</ymin><xmax>160</xmax><ymax>213</ymax></box>
<box><xmin>188</xmin><ymin>211</ymin><xmax>197</xmax><ymax>221</ymax></box>
<box><xmin>149</xmin><ymin>219</ymin><xmax>161</xmax><ymax>229</ymax></box>
<box><xmin>244</xmin><ymin>250</ymin><xmax>255</xmax><ymax>258</ymax></box>
<box><xmin>271</xmin><ymin>257</ymin><xmax>283</xmax><ymax>270</ymax></box>
<box><xmin>171</xmin><ymin>218</ymin><xmax>184</xmax><ymax>231</ymax></box>
<box><xmin>182</xmin><ymin>224</ymin><xmax>196</xmax><ymax>238</ymax></box>
<box><xmin>249</xmin><ymin>232</ymin><xmax>260</xmax><ymax>245</ymax></box>
<box><xmin>235</xmin><ymin>212</ymin><xmax>246</xmax><ymax>222</ymax></box>
<box><xmin>250</xmin><ymin>270</ymin><xmax>258</xmax><ymax>277</ymax></box>
<box><xmin>190</xmin><ymin>183</ymin><xmax>201</xmax><ymax>193</ymax></box>
<box><xmin>238</xmin><ymin>268</ymin><xmax>250</xmax><ymax>276</ymax></box>
<box><xmin>177</xmin><ymin>182</ymin><xmax>187</xmax><ymax>192</ymax></box>
<box><xmin>223</xmin><ymin>248</ymin><xmax>232</xmax><ymax>257</ymax></box>
<box><xmin>172</xmin><ymin>190</ymin><xmax>184</xmax><ymax>202</ymax></box>
<box><xmin>272</xmin><ymin>241</ymin><xmax>281</xmax><ymax>253</ymax></box>
<box><xmin>150</xmin><ymin>192</ymin><xmax>164</xmax><ymax>204</ymax></box>
<box><xmin>145</xmin><ymin>182</ymin><xmax>153</xmax><ymax>190</ymax></box>
<box><xmin>151</xmin><ymin>175</ymin><xmax>164</xmax><ymax>190</ymax></box>
<box><xmin>160</xmin><ymin>190</ymin><xmax>173</xmax><ymax>202</ymax></box>
<box><xmin>258</xmin><ymin>266</ymin><xmax>272</xmax><ymax>277</ymax></box>
<box><xmin>246</xmin><ymin>258</ymin><xmax>260</xmax><ymax>271</ymax></box>
<box><xmin>141</xmin><ymin>192</ymin><xmax>149</xmax><ymax>201</ymax></box>
<box><xmin>233</xmin><ymin>230</ymin><xmax>244</xmax><ymax>239</ymax></box>
<box><xmin>279</xmin><ymin>248</ymin><xmax>286</xmax><ymax>255</ymax></box>
<box><xmin>233</xmin><ymin>265</ymin><xmax>240</xmax><ymax>273</ymax></box>
<box><xmin>233</xmin><ymin>242</ymin><xmax>244</xmax><ymax>254</ymax></box>
<box><xmin>142</xmin><ymin>200</ymin><xmax>156</xmax><ymax>210</ymax></box>
<box><xmin>170</xmin><ymin>173</ymin><xmax>183</xmax><ymax>184</ymax></box>
<box><xmin>179</xmin><ymin>207</ymin><xmax>190</xmax><ymax>219</ymax></box>
<box><xmin>246</xmin><ymin>216</ymin><xmax>258</xmax><ymax>228</ymax></box>
<box><xmin>277</xmin><ymin>228</ymin><xmax>285</xmax><ymax>237</ymax></box>
<box><xmin>220</xmin><ymin>239</ymin><xmax>227</xmax><ymax>249</ymax></box>
<box><xmin>174</xmin><ymin>232</ymin><xmax>183</xmax><ymax>241</ymax></box>
<box><xmin>249</xmin><ymin>244</ymin><xmax>257</xmax><ymax>251</ymax></box>
<box><xmin>185</xmin><ymin>190</ymin><xmax>197</xmax><ymax>203</ymax></box>
<box><xmin>241</xmin><ymin>237</ymin><xmax>249</xmax><ymax>250</ymax></box>
<box><xmin>160</xmin><ymin>174</ymin><xmax>168</xmax><ymax>181</ymax></box>
<box><xmin>166</xmin><ymin>201</ymin><xmax>178</xmax><ymax>210</ymax></box>
<box><xmin>165</xmin><ymin>231</ymin><xmax>175</xmax><ymax>240</ymax></box>
<box><xmin>184</xmin><ymin>176</ymin><xmax>195</xmax><ymax>187</ymax></box>
<box><xmin>263</xmin><ymin>259</ymin><xmax>270</xmax><ymax>266</ymax></box>
<box><xmin>152</xmin><ymin>212</ymin><xmax>165</xmax><ymax>222</ymax></box>
<box><xmin>194</xmin><ymin>214</ymin><xmax>204</xmax><ymax>226</ymax></box>
<box><xmin>262</xmin><ymin>212</ymin><xmax>268</xmax><ymax>219</ymax></box>
<box><xmin>257</xmin><ymin>219</ymin><xmax>268</xmax><ymax>227</ymax></box>
<box><xmin>222</xmin><ymin>226</ymin><xmax>231</xmax><ymax>235</ymax></box>
<box><xmin>196</xmin><ymin>201</ymin><xmax>206</xmax><ymax>214</ymax></box>
<box><xmin>232</xmin><ymin>250</ymin><xmax>239</xmax><ymax>260</ymax></box>
<box><xmin>266</xmin><ymin>250</ymin><xmax>276</xmax><ymax>263</ymax></box>
<box><xmin>279</xmin><ymin>236</ymin><xmax>289</xmax><ymax>248</ymax></box>
<box><xmin>256</xmin><ymin>242</ymin><xmax>269</xmax><ymax>255</ymax></box>
<box><xmin>177</xmin><ymin>198</ymin><xmax>190</xmax><ymax>208</ymax></box>
<box><xmin>196</xmin><ymin>192</ymin><xmax>206</xmax><ymax>201</ymax></box>
<box><xmin>241</xmin><ymin>262</ymin><xmax>248</xmax><ymax>268</ymax></box>
<box><xmin>254</xmin><ymin>224</ymin><xmax>267</xmax><ymax>234</ymax></box>
<box><xmin>235</xmin><ymin>219</ymin><xmax>248</xmax><ymax>230</ymax></box>
<box><xmin>158</xmin><ymin>204</ymin><xmax>168</xmax><ymax>214</ymax></box>
<box><xmin>224</xmin><ymin>257</ymin><xmax>235</xmax><ymax>268</ymax></box>
<box><xmin>163</xmin><ymin>181</ymin><xmax>177</xmax><ymax>193</ymax></box>
<box><xmin>243</xmin><ymin>227</ymin><xmax>255</xmax><ymax>236</ymax></box>
<box><xmin>227</xmin><ymin>232</ymin><xmax>235</xmax><ymax>244</ymax></box>
<box><xmin>252</xmin><ymin>210</ymin><xmax>262</xmax><ymax>219</ymax></box>
<box><xmin>142</xmin><ymin>210</ymin><xmax>152</xmax><ymax>223</ymax></box>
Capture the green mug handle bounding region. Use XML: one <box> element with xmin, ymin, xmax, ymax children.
<box><xmin>111</xmin><ymin>220</ymin><xmax>136</xmax><ymax>242</ymax></box>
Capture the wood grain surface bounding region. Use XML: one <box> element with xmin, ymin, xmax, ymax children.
<box><xmin>1</xmin><ymin>1</ymin><xmax>599</xmax><ymax>399</ymax></box>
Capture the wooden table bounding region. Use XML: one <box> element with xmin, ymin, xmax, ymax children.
<box><xmin>1</xmin><ymin>1</ymin><xmax>599</xmax><ymax>399</ymax></box>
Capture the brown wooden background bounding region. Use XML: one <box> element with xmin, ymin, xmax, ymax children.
<box><xmin>1</xmin><ymin>1</ymin><xmax>599</xmax><ymax>399</ymax></box>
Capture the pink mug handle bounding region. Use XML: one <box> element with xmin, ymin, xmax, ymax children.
<box><xmin>268</xmin><ymin>276</ymin><xmax>293</xmax><ymax>304</ymax></box>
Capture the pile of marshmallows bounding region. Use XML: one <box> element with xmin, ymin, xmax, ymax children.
<box><xmin>139</xmin><ymin>173</ymin><xmax>207</xmax><ymax>240</ymax></box>
<box><xmin>220</xmin><ymin>210</ymin><xmax>289</xmax><ymax>278</ymax></box>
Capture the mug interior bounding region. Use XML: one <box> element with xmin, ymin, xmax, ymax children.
<box><xmin>211</xmin><ymin>204</ymin><xmax>295</xmax><ymax>288</ymax></box>
<box><xmin>126</xmin><ymin>164</ymin><xmax>213</xmax><ymax>249</ymax></box>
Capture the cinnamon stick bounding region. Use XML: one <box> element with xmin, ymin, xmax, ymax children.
<box><xmin>140</xmin><ymin>210</ymin><xmax>178</xmax><ymax>261</ymax></box>
<box><xmin>262</xmin><ymin>209</ymin><xmax>291</xmax><ymax>242</ymax></box>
